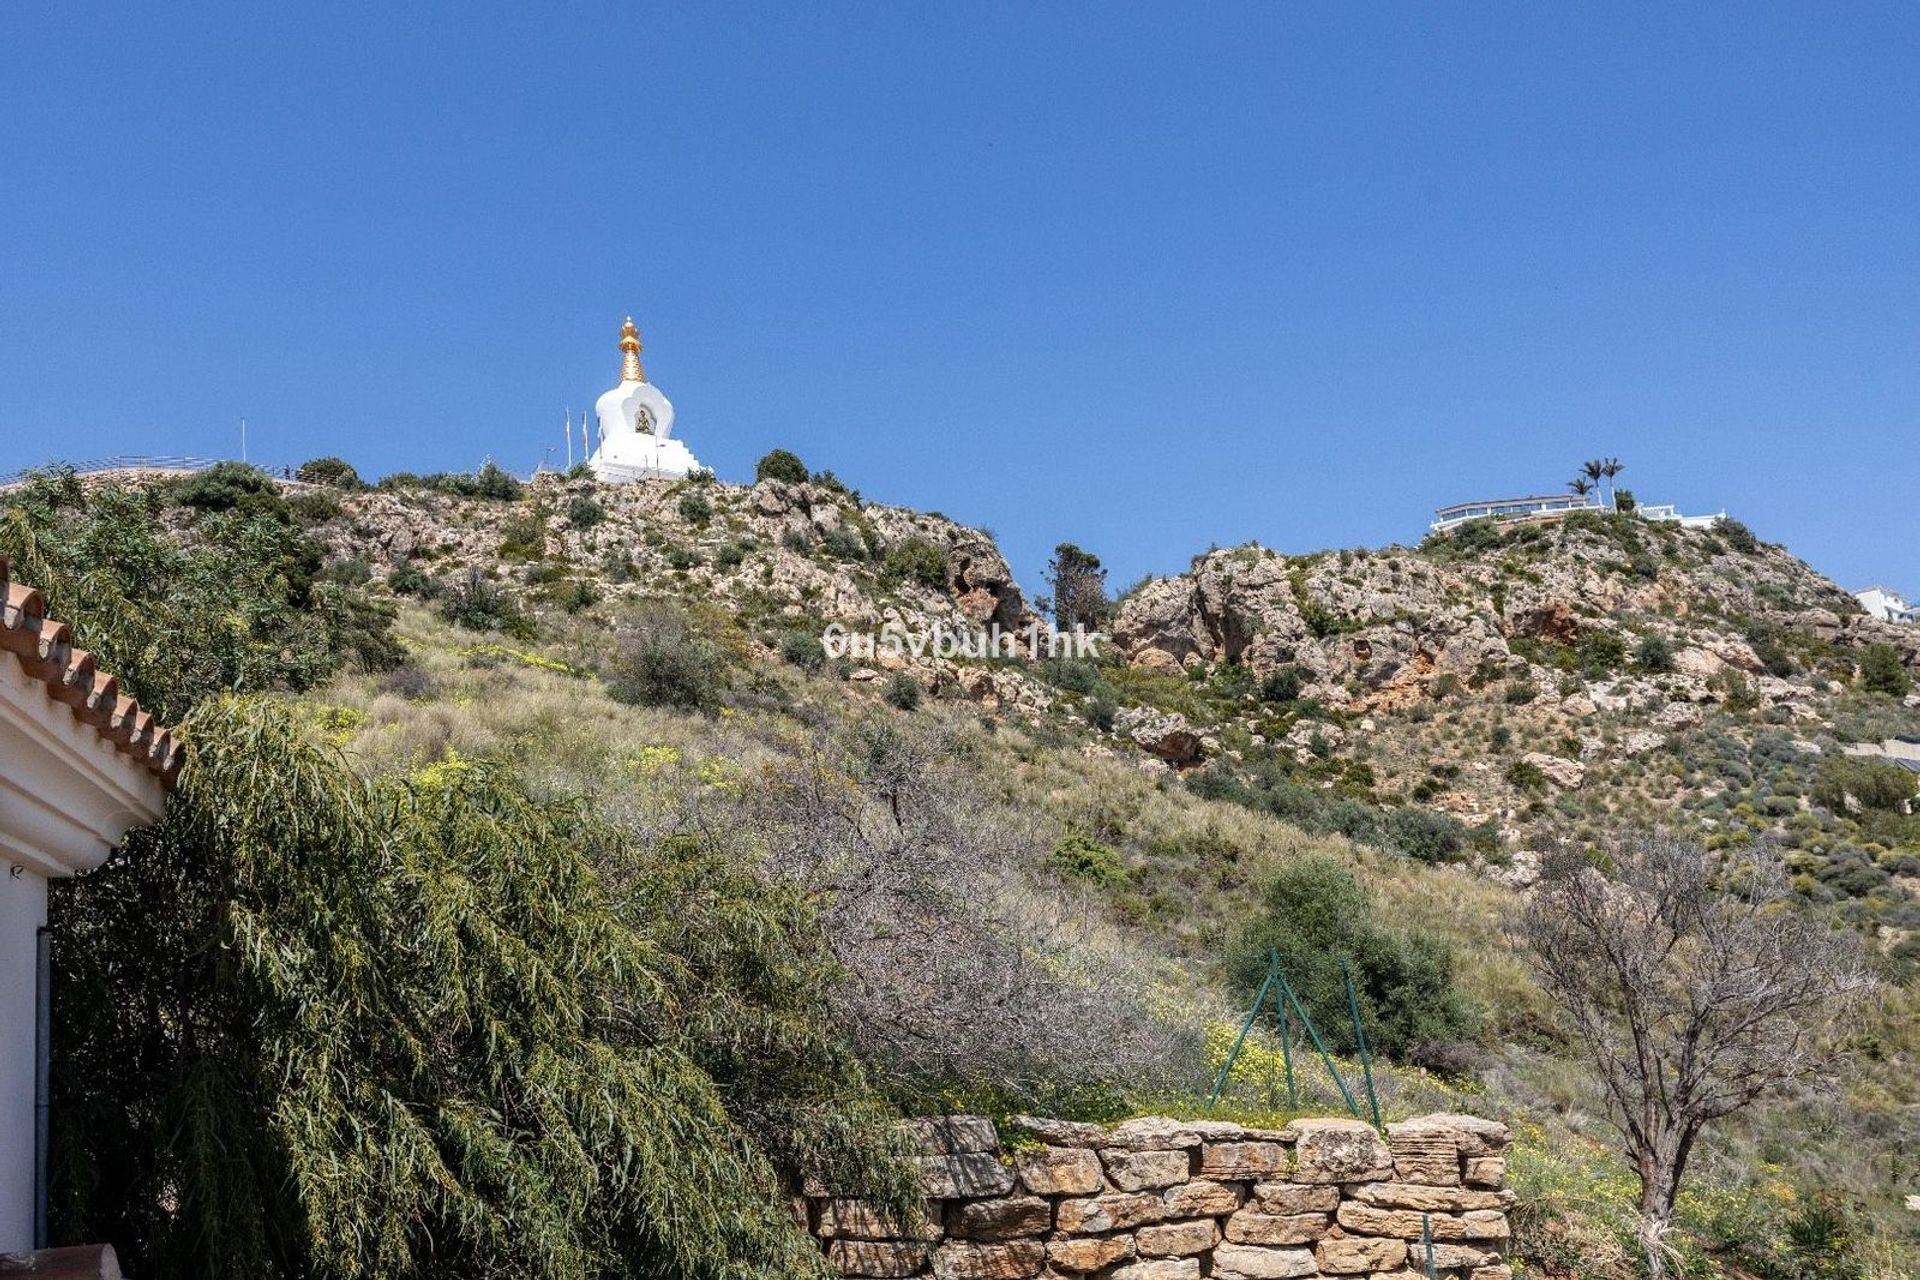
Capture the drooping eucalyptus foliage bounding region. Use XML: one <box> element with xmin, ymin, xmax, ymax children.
<box><xmin>54</xmin><ymin>700</ymin><xmax>911</xmax><ymax>1278</ymax></box>
<box><xmin>3</xmin><ymin>470</ymin><xmax>914</xmax><ymax>1278</ymax></box>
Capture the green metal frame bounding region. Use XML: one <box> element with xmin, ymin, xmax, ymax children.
<box><xmin>1340</xmin><ymin>957</ymin><xmax>1384</xmax><ymax>1131</ymax></box>
<box><xmin>1208</xmin><ymin>949</ymin><xmax>1375</xmax><ymax>1124</ymax></box>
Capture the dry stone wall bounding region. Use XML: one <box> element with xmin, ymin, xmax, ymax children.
<box><xmin>804</xmin><ymin>1113</ymin><xmax>1515</xmax><ymax>1280</ymax></box>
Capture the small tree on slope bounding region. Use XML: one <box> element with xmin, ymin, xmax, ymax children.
<box><xmin>1520</xmin><ymin>836</ymin><xmax>1871</xmax><ymax>1280</ymax></box>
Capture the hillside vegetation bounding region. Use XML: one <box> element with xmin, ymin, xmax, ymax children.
<box><xmin>7</xmin><ymin>459</ymin><xmax>1917</xmax><ymax>1278</ymax></box>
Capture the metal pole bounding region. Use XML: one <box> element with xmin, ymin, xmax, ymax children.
<box><xmin>1274</xmin><ymin>980</ymin><xmax>1297</xmax><ymax>1109</ymax></box>
<box><xmin>1341</xmin><ymin>957</ymin><xmax>1384</xmax><ymax>1132</ymax></box>
<box><xmin>240</xmin><ymin>417</ymin><xmax>247</xmax><ymax>464</ymax></box>
<box><xmin>1275</xmin><ymin>972</ymin><xmax>1362</xmax><ymax>1119</ymax></box>
<box><xmin>34</xmin><ymin>925</ymin><xmax>51</xmax><ymax>1250</ymax></box>
<box><xmin>1208</xmin><ymin>968</ymin><xmax>1277</xmax><ymax>1107</ymax></box>
<box><xmin>1421</xmin><ymin>1213</ymin><xmax>1437</xmax><ymax>1280</ymax></box>
<box><xmin>1269</xmin><ymin>948</ymin><xmax>1296</xmax><ymax>1109</ymax></box>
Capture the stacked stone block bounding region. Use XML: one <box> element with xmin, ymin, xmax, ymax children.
<box><xmin>804</xmin><ymin>1112</ymin><xmax>1515</xmax><ymax>1279</ymax></box>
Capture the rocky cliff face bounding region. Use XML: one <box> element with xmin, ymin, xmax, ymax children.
<box><xmin>1111</xmin><ymin>518</ymin><xmax>1898</xmax><ymax>716</ymax></box>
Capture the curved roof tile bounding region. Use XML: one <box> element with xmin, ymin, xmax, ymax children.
<box><xmin>0</xmin><ymin>555</ymin><xmax>182</xmax><ymax>783</ymax></box>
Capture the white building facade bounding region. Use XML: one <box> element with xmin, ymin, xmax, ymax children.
<box><xmin>1856</xmin><ymin>585</ymin><xmax>1918</xmax><ymax>624</ymax></box>
<box><xmin>588</xmin><ymin>317</ymin><xmax>703</xmax><ymax>483</ymax></box>
<box><xmin>0</xmin><ymin>560</ymin><xmax>176</xmax><ymax>1254</ymax></box>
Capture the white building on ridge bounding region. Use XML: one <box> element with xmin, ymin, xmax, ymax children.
<box><xmin>589</xmin><ymin>317</ymin><xmax>702</xmax><ymax>483</ymax></box>
<box><xmin>1856</xmin><ymin>585</ymin><xmax>1917</xmax><ymax>624</ymax></box>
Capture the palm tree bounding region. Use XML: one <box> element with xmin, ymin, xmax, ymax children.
<box><xmin>1569</xmin><ymin>477</ymin><xmax>1597</xmax><ymax>499</ymax></box>
<box><xmin>1601</xmin><ymin>457</ymin><xmax>1625</xmax><ymax>507</ymax></box>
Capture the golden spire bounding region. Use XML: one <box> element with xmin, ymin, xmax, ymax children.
<box><xmin>618</xmin><ymin>316</ymin><xmax>645</xmax><ymax>383</ymax></box>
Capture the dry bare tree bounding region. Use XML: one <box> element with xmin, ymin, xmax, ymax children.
<box><xmin>1046</xmin><ymin>543</ymin><xmax>1111</xmax><ymax>636</ymax></box>
<box><xmin>744</xmin><ymin>716</ymin><xmax>1191</xmax><ymax>1105</ymax></box>
<box><xmin>1520</xmin><ymin>835</ymin><xmax>1872</xmax><ymax>1279</ymax></box>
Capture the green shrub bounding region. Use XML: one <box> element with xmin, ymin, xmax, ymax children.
<box><xmin>664</xmin><ymin>546</ymin><xmax>701</xmax><ymax>571</ymax></box>
<box><xmin>780</xmin><ymin>528</ymin><xmax>813</xmax><ymax>554</ymax></box>
<box><xmin>567</xmin><ymin>494</ymin><xmax>607</xmax><ymax>529</ymax></box>
<box><xmin>1386</xmin><ymin>807</ymin><xmax>1471</xmax><ymax>864</ymax></box>
<box><xmin>1260</xmin><ymin>666</ymin><xmax>1303</xmax><ymax>704</ymax></box>
<box><xmin>407</xmin><ymin>462</ymin><xmax>525</xmax><ymax>501</ymax></box>
<box><xmin>1227</xmin><ymin>855</ymin><xmax>1474</xmax><ymax>1067</ymax></box>
<box><xmin>754</xmin><ymin>449</ymin><xmax>809</xmax><ymax>485</ymax></box>
<box><xmin>1085</xmin><ymin>691</ymin><xmax>1118</xmax><ymax>732</ymax></box>
<box><xmin>164</xmin><ymin>462</ymin><xmax>291</xmax><ymax>521</ymax></box>
<box><xmin>388</xmin><ymin>562</ymin><xmax>435</xmax><ymax>597</ymax></box>
<box><xmin>320</xmin><ymin>557</ymin><xmax>373</xmax><ymax>587</ymax></box>
<box><xmin>1490</xmin><ymin>725</ymin><xmax>1512</xmax><ymax>751</ymax></box>
<box><xmin>810</xmin><ymin>469</ymin><xmax>859</xmax><ymax>502</ymax></box>
<box><xmin>603</xmin><ymin>603</ymin><xmax>727</xmax><ymax>712</ymax></box>
<box><xmin>714</xmin><ymin>541</ymin><xmax>747</xmax><ymax>570</ymax></box>
<box><xmin>438</xmin><ymin>569</ymin><xmax>534</xmax><ymax>638</ymax></box>
<box><xmin>286</xmin><ymin>489</ymin><xmax>343</xmax><ymax>525</ymax></box>
<box><xmin>1507</xmin><ymin>759</ymin><xmax>1549</xmax><ymax>792</ymax></box>
<box><xmin>297</xmin><ymin>456</ymin><xmax>364</xmax><ymax>489</ymax></box>
<box><xmin>1859</xmin><ymin>644</ymin><xmax>1912</xmax><ymax>697</ymax></box>
<box><xmin>1579</xmin><ymin>630</ymin><xmax>1627</xmax><ymax>677</ymax></box>
<box><xmin>676</xmin><ymin>491</ymin><xmax>712</xmax><ymax>526</ymax></box>
<box><xmin>1050</xmin><ymin>834</ymin><xmax>1129</xmax><ymax>887</ymax></box>
<box><xmin>821</xmin><ymin>525</ymin><xmax>867</xmax><ymax>562</ymax></box>
<box><xmin>1634</xmin><ymin>633</ymin><xmax>1676</xmax><ymax>672</ymax></box>
<box><xmin>779</xmin><ymin>629</ymin><xmax>825</xmax><ymax>671</ymax></box>
<box><xmin>882</xmin><ymin>538</ymin><xmax>948</xmax><ymax>590</ymax></box>
<box><xmin>883</xmin><ymin>671</ymin><xmax>923</xmax><ymax>710</ymax></box>
<box><xmin>498</xmin><ymin>507</ymin><xmax>550</xmax><ymax>560</ymax></box>
<box><xmin>1</xmin><ymin>469</ymin><xmax>397</xmax><ymax>716</ymax></box>
<box><xmin>1715</xmin><ymin>516</ymin><xmax>1759</xmax><ymax>554</ymax></box>
<box><xmin>1812</xmin><ymin>757</ymin><xmax>1918</xmax><ymax>814</ymax></box>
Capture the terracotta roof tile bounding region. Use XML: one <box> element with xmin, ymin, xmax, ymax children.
<box><xmin>0</xmin><ymin>555</ymin><xmax>181</xmax><ymax>783</ymax></box>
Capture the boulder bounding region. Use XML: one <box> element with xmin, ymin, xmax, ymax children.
<box><xmin>1115</xmin><ymin>709</ymin><xmax>1205</xmax><ymax>766</ymax></box>
<box><xmin>1520</xmin><ymin>752</ymin><xmax>1586</xmax><ymax>790</ymax></box>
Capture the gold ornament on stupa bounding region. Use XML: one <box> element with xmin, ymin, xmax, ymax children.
<box><xmin>619</xmin><ymin>316</ymin><xmax>645</xmax><ymax>383</ymax></box>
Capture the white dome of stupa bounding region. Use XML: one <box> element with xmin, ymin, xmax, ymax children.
<box><xmin>589</xmin><ymin>317</ymin><xmax>702</xmax><ymax>483</ymax></box>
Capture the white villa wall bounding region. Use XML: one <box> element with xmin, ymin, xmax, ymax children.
<box><xmin>0</xmin><ymin>867</ymin><xmax>47</xmax><ymax>1251</ymax></box>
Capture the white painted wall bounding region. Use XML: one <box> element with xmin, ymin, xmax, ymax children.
<box><xmin>0</xmin><ymin>867</ymin><xmax>47</xmax><ymax>1252</ymax></box>
<box><xmin>0</xmin><ymin>659</ymin><xmax>167</xmax><ymax>1251</ymax></box>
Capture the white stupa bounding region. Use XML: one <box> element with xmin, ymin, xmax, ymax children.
<box><xmin>588</xmin><ymin>317</ymin><xmax>702</xmax><ymax>482</ymax></box>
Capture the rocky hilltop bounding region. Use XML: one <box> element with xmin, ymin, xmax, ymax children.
<box><xmin>309</xmin><ymin>471</ymin><xmax>1919</xmax><ymax>908</ymax></box>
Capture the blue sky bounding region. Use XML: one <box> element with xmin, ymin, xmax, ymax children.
<box><xmin>3</xmin><ymin>3</ymin><xmax>1916</xmax><ymax>596</ymax></box>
